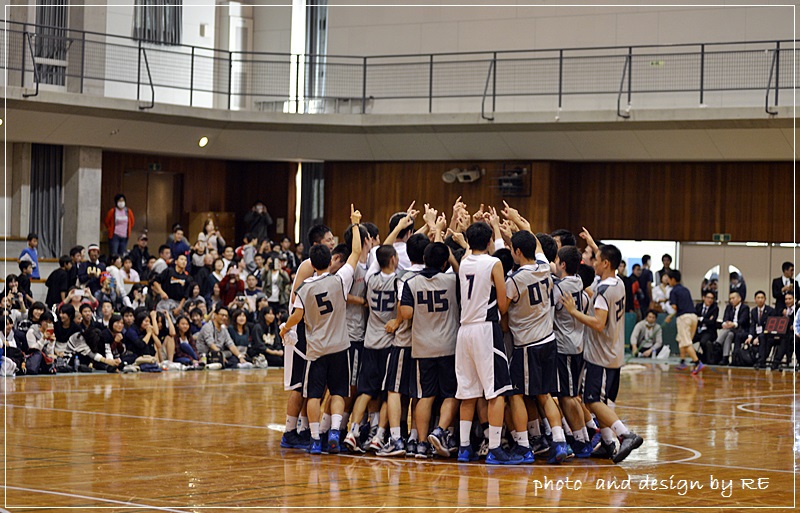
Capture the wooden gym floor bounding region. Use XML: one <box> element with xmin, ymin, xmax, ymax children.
<box><xmin>1</xmin><ymin>363</ymin><xmax>796</xmax><ymax>512</ymax></box>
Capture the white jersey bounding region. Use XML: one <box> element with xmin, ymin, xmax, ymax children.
<box><xmin>505</xmin><ymin>255</ymin><xmax>554</xmax><ymax>347</ymax></box>
<box><xmin>552</xmin><ymin>275</ymin><xmax>589</xmax><ymax>354</ymax></box>
<box><xmin>458</xmin><ymin>253</ymin><xmax>500</xmax><ymax>325</ymax></box>
<box><xmin>584</xmin><ymin>276</ymin><xmax>626</xmax><ymax>369</ymax></box>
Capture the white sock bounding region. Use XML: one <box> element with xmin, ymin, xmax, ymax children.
<box><xmin>483</xmin><ymin>427</ymin><xmax>490</xmax><ymax>439</ymax></box>
<box><xmin>285</xmin><ymin>415</ymin><xmax>298</xmax><ymax>433</ymax></box>
<box><xmin>574</xmin><ymin>427</ymin><xmax>589</xmax><ymax>443</ymax></box>
<box><xmin>562</xmin><ymin>418</ymin><xmax>573</xmax><ymax>436</ymax></box>
<box><xmin>298</xmin><ymin>415</ymin><xmax>308</xmax><ymax>432</ymax></box>
<box><xmin>350</xmin><ymin>422</ymin><xmax>361</xmax><ymax>435</ymax></box>
<box><xmin>320</xmin><ymin>413</ymin><xmax>331</xmax><ymax>433</ymax></box>
<box><xmin>341</xmin><ymin>412</ymin><xmax>350</xmax><ymax>428</ymax></box>
<box><xmin>601</xmin><ymin>427</ymin><xmax>616</xmax><ymax>444</ymax></box>
<box><xmin>390</xmin><ymin>427</ymin><xmax>401</xmax><ymax>440</ymax></box>
<box><xmin>611</xmin><ymin>420</ymin><xmax>630</xmax><ymax>438</ymax></box>
<box><xmin>488</xmin><ymin>425</ymin><xmax>502</xmax><ymax>450</ymax></box>
<box><xmin>331</xmin><ymin>414</ymin><xmax>342</xmax><ymax>431</ymax></box>
<box><xmin>551</xmin><ymin>426</ymin><xmax>566</xmax><ymax>443</ymax></box>
<box><xmin>310</xmin><ymin>422</ymin><xmax>320</xmax><ymax>440</ymax></box>
<box><xmin>513</xmin><ymin>431</ymin><xmax>529</xmax><ymax>448</ymax></box>
<box><xmin>376</xmin><ymin>427</ymin><xmax>385</xmax><ymax>441</ymax></box>
<box><xmin>586</xmin><ymin>419</ymin><xmax>598</xmax><ymax>431</ymax></box>
<box><xmin>542</xmin><ymin>418</ymin><xmax>552</xmax><ymax>436</ymax></box>
<box><xmin>369</xmin><ymin>412</ymin><xmax>379</xmax><ymax>428</ymax></box>
<box><xmin>409</xmin><ymin>428</ymin><xmax>419</xmax><ymax>442</ymax></box>
<box><xmin>527</xmin><ymin>420</ymin><xmax>541</xmax><ymax>437</ymax></box>
<box><xmin>460</xmin><ymin>420</ymin><xmax>472</xmax><ymax>447</ymax></box>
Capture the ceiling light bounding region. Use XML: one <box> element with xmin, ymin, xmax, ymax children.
<box><xmin>198</xmin><ymin>136</ymin><xmax>209</xmax><ymax>148</ymax></box>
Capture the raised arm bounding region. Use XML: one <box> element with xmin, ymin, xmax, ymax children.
<box><xmin>501</xmin><ymin>201</ymin><xmax>531</xmax><ymax>233</ymax></box>
<box><xmin>346</xmin><ymin>205</ymin><xmax>363</xmax><ymax>270</ymax></box>
<box><xmin>384</xmin><ymin>203</ymin><xmax>418</xmax><ymax>246</ymax></box>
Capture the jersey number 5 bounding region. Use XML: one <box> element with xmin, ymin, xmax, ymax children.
<box><xmin>315</xmin><ymin>293</ymin><xmax>333</xmax><ymax>316</ymax></box>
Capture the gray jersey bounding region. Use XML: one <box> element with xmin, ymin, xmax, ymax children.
<box><xmin>584</xmin><ymin>277</ymin><xmax>626</xmax><ymax>369</ymax></box>
<box><xmin>506</xmin><ymin>258</ymin><xmax>555</xmax><ymax>347</ymax></box>
<box><xmin>552</xmin><ymin>275</ymin><xmax>589</xmax><ymax>354</ymax></box>
<box><xmin>365</xmin><ymin>272</ymin><xmax>397</xmax><ymax>350</ymax></box>
<box><xmin>296</xmin><ymin>274</ymin><xmax>350</xmax><ymax>361</ymax></box>
<box><xmin>401</xmin><ymin>270</ymin><xmax>460</xmax><ymax>359</ymax></box>
<box><xmin>393</xmin><ymin>268</ymin><xmax>422</xmax><ymax>348</ymax></box>
<box><xmin>346</xmin><ymin>262</ymin><xmax>368</xmax><ymax>342</ymax></box>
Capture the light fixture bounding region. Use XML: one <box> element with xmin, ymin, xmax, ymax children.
<box><xmin>442</xmin><ymin>168</ymin><xmax>458</xmax><ymax>183</ymax></box>
<box><xmin>198</xmin><ymin>136</ymin><xmax>209</xmax><ymax>148</ymax></box>
<box><xmin>0</xmin><ymin>118</ymin><xmax>4</xmax><ymax>126</ymax></box>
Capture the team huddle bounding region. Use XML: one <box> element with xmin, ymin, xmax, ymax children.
<box><xmin>277</xmin><ymin>198</ymin><xmax>643</xmax><ymax>465</ymax></box>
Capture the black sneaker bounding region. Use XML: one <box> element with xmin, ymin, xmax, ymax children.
<box><xmin>591</xmin><ymin>439</ymin><xmax>617</xmax><ymax>459</ymax></box>
<box><xmin>530</xmin><ymin>435</ymin><xmax>550</xmax><ymax>456</ymax></box>
<box><xmin>406</xmin><ymin>438</ymin><xmax>418</xmax><ymax>457</ymax></box>
<box><xmin>428</xmin><ymin>427</ymin><xmax>450</xmax><ymax>458</ymax></box>
<box><xmin>612</xmin><ymin>432</ymin><xmax>643</xmax><ymax>463</ymax></box>
<box><xmin>416</xmin><ymin>441</ymin><xmax>433</xmax><ymax>459</ymax></box>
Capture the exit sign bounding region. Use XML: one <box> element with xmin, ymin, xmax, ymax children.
<box><xmin>713</xmin><ymin>233</ymin><xmax>731</xmax><ymax>243</ymax></box>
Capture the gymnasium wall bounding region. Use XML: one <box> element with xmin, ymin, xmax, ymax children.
<box><xmin>324</xmin><ymin>160</ymin><xmax>796</xmax><ymax>244</ymax></box>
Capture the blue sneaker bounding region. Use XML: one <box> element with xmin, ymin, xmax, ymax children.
<box><xmin>378</xmin><ymin>437</ymin><xmax>406</xmax><ymax>457</ymax></box>
<box><xmin>457</xmin><ymin>445</ymin><xmax>478</xmax><ymax>463</ymax></box>
<box><xmin>547</xmin><ymin>441</ymin><xmax>568</xmax><ymax>464</ymax></box>
<box><xmin>338</xmin><ymin>429</ymin><xmax>349</xmax><ymax>453</ymax></box>
<box><xmin>571</xmin><ymin>440</ymin><xmax>593</xmax><ymax>458</ymax></box>
<box><xmin>675</xmin><ymin>362</ymin><xmax>688</xmax><ymax>370</ymax></box>
<box><xmin>486</xmin><ymin>447</ymin><xmax>525</xmax><ymax>465</ymax></box>
<box><xmin>428</xmin><ymin>427</ymin><xmax>450</xmax><ymax>458</ymax></box>
<box><xmin>692</xmin><ymin>361</ymin><xmax>705</xmax><ymax>375</ymax></box>
<box><xmin>590</xmin><ymin>430</ymin><xmax>601</xmax><ymax>450</ymax></box>
<box><xmin>280</xmin><ymin>429</ymin><xmax>310</xmax><ymax>449</ymax></box>
<box><xmin>511</xmin><ymin>444</ymin><xmax>535</xmax><ymax>463</ymax></box>
<box><xmin>308</xmin><ymin>437</ymin><xmax>322</xmax><ymax>455</ymax></box>
<box><xmin>328</xmin><ymin>430</ymin><xmax>341</xmax><ymax>454</ymax></box>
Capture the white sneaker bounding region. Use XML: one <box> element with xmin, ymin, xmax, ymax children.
<box><xmin>237</xmin><ymin>361</ymin><xmax>254</xmax><ymax>369</ymax></box>
<box><xmin>122</xmin><ymin>365</ymin><xmax>139</xmax><ymax>373</ymax></box>
<box><xmin>367</xmin><ymin>435</ymin><xmax>384</xmax><ymax>453</ymax></box>
<box><xmin>253</xmin><ymin>355</ymin><xmax>269</xmax><ymax>369</ymax></box>
<box><xmin>206</xmin><ymin>362</ymin><xmax>223</xmax><ymax>371</ymax></box>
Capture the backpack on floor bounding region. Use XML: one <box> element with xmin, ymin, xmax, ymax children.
<box><xmin>733</xmin><ymin>344</ymin><xmax>756</xmax><ymax>367</ymax></box>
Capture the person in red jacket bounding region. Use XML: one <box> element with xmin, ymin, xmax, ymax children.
<box><xmin>105</xmin><ymin>194</ymin><xmax>135</xmax><ymax>258</ymax></box>
<box><xmin>218</xmin><ymin>264</ymin><xmax>245</xmax><ymax>307</ymax></box>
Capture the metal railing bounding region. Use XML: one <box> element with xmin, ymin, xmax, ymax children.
<box><xmin>3</xmin><ymin>20</ymin><xmax>796</xmax><ymax>116</ymax></box>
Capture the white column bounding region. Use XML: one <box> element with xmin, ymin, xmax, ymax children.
<box><xmin>10</xmin><ymin>142</ymin><xmax>31</xmax><ymax>237</ymax></box>
<box><xmin>62</xmin><ymin>146</ymin><xmax>102</xmax><ymax>250</ymax></box>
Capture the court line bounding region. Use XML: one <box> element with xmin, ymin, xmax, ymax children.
<box><xmin>668</xmin><ymin>461</ymin><xmax>795</xmax><ymax>475</ymax></box>
<box><xmin>1</xmin><ymin>485</ymin><xmax>190</xmax><ymax>511</ymax></box>
<box><xmin>0</xmin><ymin>382</ymin><xmax>276</xmax><ymax>396</ymax></box>
<box><xmin>615</xmin><ymin>404</ymin><xmax>794</xmax><ymax>423</ymax></box>
<box><xmin>736</xmin><ymin>404</ymin><xmax>793</xmax><ymax>417</ymax></box>
<box><xmin>706</xmin><ymin>393</ymin><xmax>796</xmax><ymax>403</ymax></box>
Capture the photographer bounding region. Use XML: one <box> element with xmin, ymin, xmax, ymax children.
<box><xmin>263</xmin><ymin>255</ymin><xmax>291</xmax><ymax>311</ymax></box>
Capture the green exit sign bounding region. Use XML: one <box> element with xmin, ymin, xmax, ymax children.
<box><xmin>712</xmin><ymin>233</ymin><xmax>731</xmax><ymax>242</ymax></box>
<box><xmin>649</xmin><ymin>60</ymin><xmax>665</xmax><ymax>67</ymax></box>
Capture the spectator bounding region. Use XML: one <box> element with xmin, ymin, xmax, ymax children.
<box><xmin>251</xmin><ymin>253</ymin><xmax>266</xmax><ymax>285</ymax></box>
<box><xmin>263</xmin><ymin>256</ymin><xmax>291</xmax><ymax>311</ymax></box>
<box><xmin>106</xmin><ymin>254</ymin><xmax>131</xmax><ymax>306</ymax></box>
<box><xmin>152</xmin><ymin>245</ymin><xmax>171</xmax><ymax>275</ymax></box>
<box><xmin>716</xmin><ymin>291</ymin><xmax>750</xmax><ymax>365</ymax></box>
<box><xmin>729</xmin><ymin>272</ymin><xmax>747</xmax><ymax>303</ymax></box>
<box><xmin>241</xmin><ymin>234</ymin><xmax>259</xmax><ymax>274</ymax></box>
<box><xmin>204</xmin><ymin>258</ymin><xmax>225</xmax><ymax>301</ymax></box>
<box><xmin>128</xmin><ymin>284</ymin><xmax>147</xmax><ymax>310</ymax></box>
<box><xmin>78</xmin><ymin>244</ymin><xmax>106</xmax><ymax>294</ymax></box>
<box><xmin>655</xmin><ymin>253</ymin><xmax>673</xmax><ymax>284</ymax></box>
<box><xmin>97</xmin><ymin>300</ymin><xmax>115</xmax><ymax>328</ymax></box>
<box><xmin>105</xmin><ymin>194</ymin><xmax>135</xmax><ymax>258</ymax></box>
<box><xmin>630</xmin><ymin>264</ymin><xmax>643</xmax><ymax>314</ymax></box>
<box><xmin>219</xmin><ymin>265</ymin><xmax>245</xmax><ymax>307</ymax></box>
<box><xmin>746</xmin><ymin>291</ymin><xmax>775</xmax><ymax>370</ymax></box>
<box><xmin>221</xmin><ymin>246</ymin><xmax>236</xmax><ymax>275</ymax></box>
<box><xmin>173</xmin><ymin>315</ymin><xmax>201</xmax><ymax>366</ymax></box>
<box><xmin>773</xmin><ymin>262</ymin><xmax>799</xmax><ymax>313</ymax></box>
<box><xmin>1</xmin><ymin>275</ymin><xmax>26</xmax><ymax>313</ymax></box>
<box><xmin>251</xmin><ymin>306</ymin><xmax>284</xmax><ymax>367</ymax></box>
<box><xmin>208</xmin><ymin>283</ymin><xmax>224</xmax><ymax>311</ymax></box>
<box><xmin>54</xmin><ymin>304</ymin><xmax>81</xmax><ymax>350</ymax></box>
<box><xmin>24</xmin><ymin>311</ymin><xmax>55</xmax><ymax>375</ymax></box>
<box><xmin>153</xmin><ymin>311</ymin><xmax>176</xmax><ymax>363</ymax></box>
<box><xmin>124</xmin><ymin>310</ymin><xmax>162</xmax><ymax>361</ymax></box>
<box><xmin>771</xmin><ymin>293</ymin><xmax>796</xmax><ymax>370</ymax></box>
<box><xmin>242</xmin><ymin>274</ymin><xmax>266</xmax><ymax>313</ymax></box>
<box><xmin>196</xmin><ymin>306</ymin><xmax>247</xmax><ymax>366</ymax></box>
<box><xmin>694</xmin><ymin>291</ymin><xmax>719</xmax><ymax>364</ymax></box>
<box><xmin>169</xmin><ymin>225</ymin><xmax>191</xmax><ymax>264</ymax></box>
<box><xmin>14</xmin><ymin>301</ymin><xmax>45</xmax><ymax>333</ymax></box>
<box><xmin>128</xmin><ymin>234</ymin><xmax>150</xmax><ymax>276</ymax></box>
<box><xmin>120</xmin><ymin>255</ymin><xmax>141</xmax><ymax>286</ymax></box>
<box><xmin>94</xmin><ymin>274</ymin><xmax>121</xmax><ymax>311</ymax></box>
<box><xmin>45</xmin><ymin>256</ymin><xmax>73</xmax><ymax>309</ymax></box>
<box><xmin>121</xmin><ymin>307</ymin><xmax>135</xmax><ymax>334</ymax></box>
<box><xmin>638</xmin><ymin>254</ymin><xmax>654</xmax><ymax>317</ymax></box>
<box><xmin>630</xmin><ymin>310</ymin><xmax>664</xmax><ymax>358</ymax></box>
<box><xmin>62</xmin><ymin>286</ymin><xmax>98</xmax><ymax>314</ymax></box>
<box><xmin>78</xmin><ymin>303</ymin><xmax>99</xmax><ymax>331</ymax></box>
<box><xmin>227</xmin><ymin>309</ymin><xmax>252</xmax><ymax>358</ymax></box>
<box><xmin>650</xmin><ymin>273</ymin><xmax>672</xmax><ymax>313</ymax></box>
<box><xmin>243</xmin><ymin>201</ymin><xmax>273</xmax><ymax>244</ymax></box>
<box><xmin>67</xmin><ymin>246</ymin><xmax>85</xmax><ymax>288</ymax></box>
<box><xmin>19</xmin><ymin>232</ymin><xmax>40</xmax><ymax>280</ymax></box>
<box><xmin>141</xmin><ymin>256</ymin><xmax>158</xmax><ymax>282</ymax></box>
<box><xmin>17</xmin><ymin>261</ymin><xmax>35</xmax><ymax>307</ymax></box>
<box><xmin>279</xmin><ymin>237</ymin><xmax>298</xmax><ymax>272</ymax></box>
<box><xmin>294</xmin><ymin>242</ymin><xmax>305</xmax><ymax>265</ymax></box>
<box><xmin>197</xmin><ymin>219</ymin><xmax>226</xmax><ymax>255</ymax></box>
<box><xmin>617</xmin><ymin>261</ymin><xmax>636</xmax><ymax>313</ymax></box>
<box><xmin>100</xmin><ymin>314</ymin><xmax>132</xmax><ymax>367</ymax></box>
<box><xmin>151</xmin><ymin>254</ymin><xmax>194</xmax><ymax>319</ymax></box>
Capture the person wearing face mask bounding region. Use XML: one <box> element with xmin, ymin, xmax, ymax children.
<box><xmin>105</xmin><ymin>194</ymin><xmax>135</xmax><ymax>258</ymax></box>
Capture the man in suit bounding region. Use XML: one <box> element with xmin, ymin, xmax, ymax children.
<box><xmin>693</xmin><ymin>291</ymin><xmax>719</xmax><ymax>363</ymax></box>
<box><xmin>771</xmin><ymin>292</ymin><xmax>796</xmax><ymax>371</ymax></box>
<box><xmin>772</xmin><ymin>262</ymin><xmax>799</xmax><ymax>315</ymax></box>
<box><xmin>715</xmin><ymin>291</ymin><xmax>750</xmax><ymax>365</ymax></box>
<box><xmin>745</xmin><ymin>291</ymin><xmax>776</xmax><ymax>369</ymax></box>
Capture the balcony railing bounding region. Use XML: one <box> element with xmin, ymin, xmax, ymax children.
<box><xmin>3</xmin><ymin>20</ymin><xmax>796</xmax><ymax>116</ymax></box>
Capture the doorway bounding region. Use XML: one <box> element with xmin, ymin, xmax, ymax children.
<box><xmin>121</xmin><ymin>170</ymin><xmax>183</xmax><ymax>247</ymax></box>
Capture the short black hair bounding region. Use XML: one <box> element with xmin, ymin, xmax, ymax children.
<box><xmin>39</xmin><ymin>311</ymin><xmax>55</xmax><ymax>324</ymax></box>
<box><xmin>645</xmin><ymin>309</ymin><xmax>658</xmax><ymax>318</ymax></box>
<box><xmin>158</xmin><ymin>244</ymin><xmax>170</xmax><ymax>256</ymax></box>
<box><xmin>465</xmin><ymin>222</ymin><xmax>492</xmax><ymax>251</ymax></box>
<box><xmin>406</xmin><ymin>233</ymin><xmax>430</xmax><ymax>265</ymax></box>
<box><xmin>79</xmin><ymin>303</ymin><xmax>93</xmax><ymax>313</ymax></box>
<box><xmin>59</xmin><ymin>304</ymin><xmax>76</xmax><ymax>319</ymax></box>
<box><xmin>577</xmin><ymin>263</ymin><xmax>596</xmax><ymax>290</ymax></box>
<box><xmin>69</xmin><ymin>246</ymin><xmax>84</xmax><ymax>257</ymax></box>
<box><xmin>309</xmin><ymin>244</ymin><xmax>332</xmax><ymax>271</ymax></box>
<box><xmin>121</xmin><ymin>306</ymin><xmax>135</xmax><ymax>316</ymax></box>
<box><xmin>110</xmin><ymin>254</ymin><xmax>121</xmax><ymax>264</ymax></box>
<box><xmin>632</xmin><ymin>263</ymin><xmax>641</xmax><ymax>270</ymax></box>
<box><xmin>18</xmin><ymin>261</ymin><xmax>32</xmax><ymax>272</ymax></box>
<box><xmin>754</xmin><ymin>290</ymin><xmax>766</xmax><ymax>298</ymax></box>
<box><xmin>557</xmin><ymin>246</ymin><xmax>581</xmax><ymax>275</ymax></box>
<box><xmin>189</xmin><ymin>307</ymin><xmax>203</xmax><ymax>318</ymax></box>
<box><xmin>308</xmin><ymin>224</ymin><xmax>332</xmax><ymax>246</ymax></box>
<box><xmin>598</xmin><ymin>244</ymin><xmax>622</xmax><ymax>270</ymax></box>
<box><xmin>536</xmin><ymin>233</ymin><xmax>557</xmax><ymax>263</ymax></box>
<box><xmin>59</xmin><ymin>255</ymin><xmax>71</xmax><ymax>267</ymax></box>
<box><xmin>729</xmin><ymin>271</ymin><xmax>739</xmax><ymax>280</ymax></box>
<box><xmin>662</xmin><ymin>254</ymin><xmax>673</xmax><ymax>263</ymax></box>
<box><xmin>122</xmin><ymin>255</ymin><xmax>133</xmax><ymax>264</ymax></box>
<box><xmin>215</xmin><ymin>304</ymin><xmax>230</xmax><ymax>316</ymax></box>
<box><xmin>782</xmin><ymin>261</ymin><xmax>793</xmax><ymax>272</ymax></box>
<box><xmin>493</xmin><ymin>248</ymin><xmax>514</xmax><ymax>276</ymax></box>
<box><xmin>510</xmin><ymin>231</ymin><xmax>538</xmax><ymax>260</ymax></box>
<box><xmin>389</xmin><ymin>213</ymin><xmax>414</xmax><ymax>240</ymax></box>
<box><xmin>27</xmin><ymin>232</ymin><xmax>38</xmax><ymax>241</ymax></box>
<box><xmin>243</xmin><ymin>233</ymin><xmax>254</xmax><ymax>243</ymax></box>
<box><xmin>134</xmin><ymin>310</ymin><xmax>150</xmax><ymax>328</ymax></box>
<box><xmin>376</xmin><ymin>245</ymin><xmax>397</xmax><ymax>269</ymax></box>
<box><xmin>424</xmin><ymin>242</ymin><xmax>450</xmax><ymax>270</ymax></box>
<box><xmin>331</xmin><ymin>243</ymin><xmax>349</xmax><ymax>261</ymax></box>
<box><xmin>642</xmin><ymin>254</ymin><xmax>651</xmax><ymax>265</ymax></box>
<box><xmin>343</xmin><ymin>223</ymin><xmax>368</xmax><ymax>252</ymax></box>
<box><xmin>668</xmin><ymin>269</ymin><xmax>682</xmax><ymax>283</ymax></box>
<box><xmin>551</xmin><ymin>229</ymin><xmax>576</xmax><ymax>247</ymax></box>
<box><xmin>704</xmin><ymin>291</ymin><xmax>716</xmax><ymax>298</ymax></box>
<box><xmin>362</xmin><ymin>222</ymin><xmax>379</xmax><ymax>240</ymax></box>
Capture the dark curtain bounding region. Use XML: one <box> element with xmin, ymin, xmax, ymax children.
<box><xmin>30</xmin><ymin>144</ymin><xmax>64</xmax><ymax>258</ymax></box>
<box><xmin>299</xmin><ymin>163</ymin><xmax>325</xmax><ymax>249</ymax></box>
<box><xmin>133</xmin><ymin>0</ymin><xmax>182</xmax><ymax>46</ymax></box>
